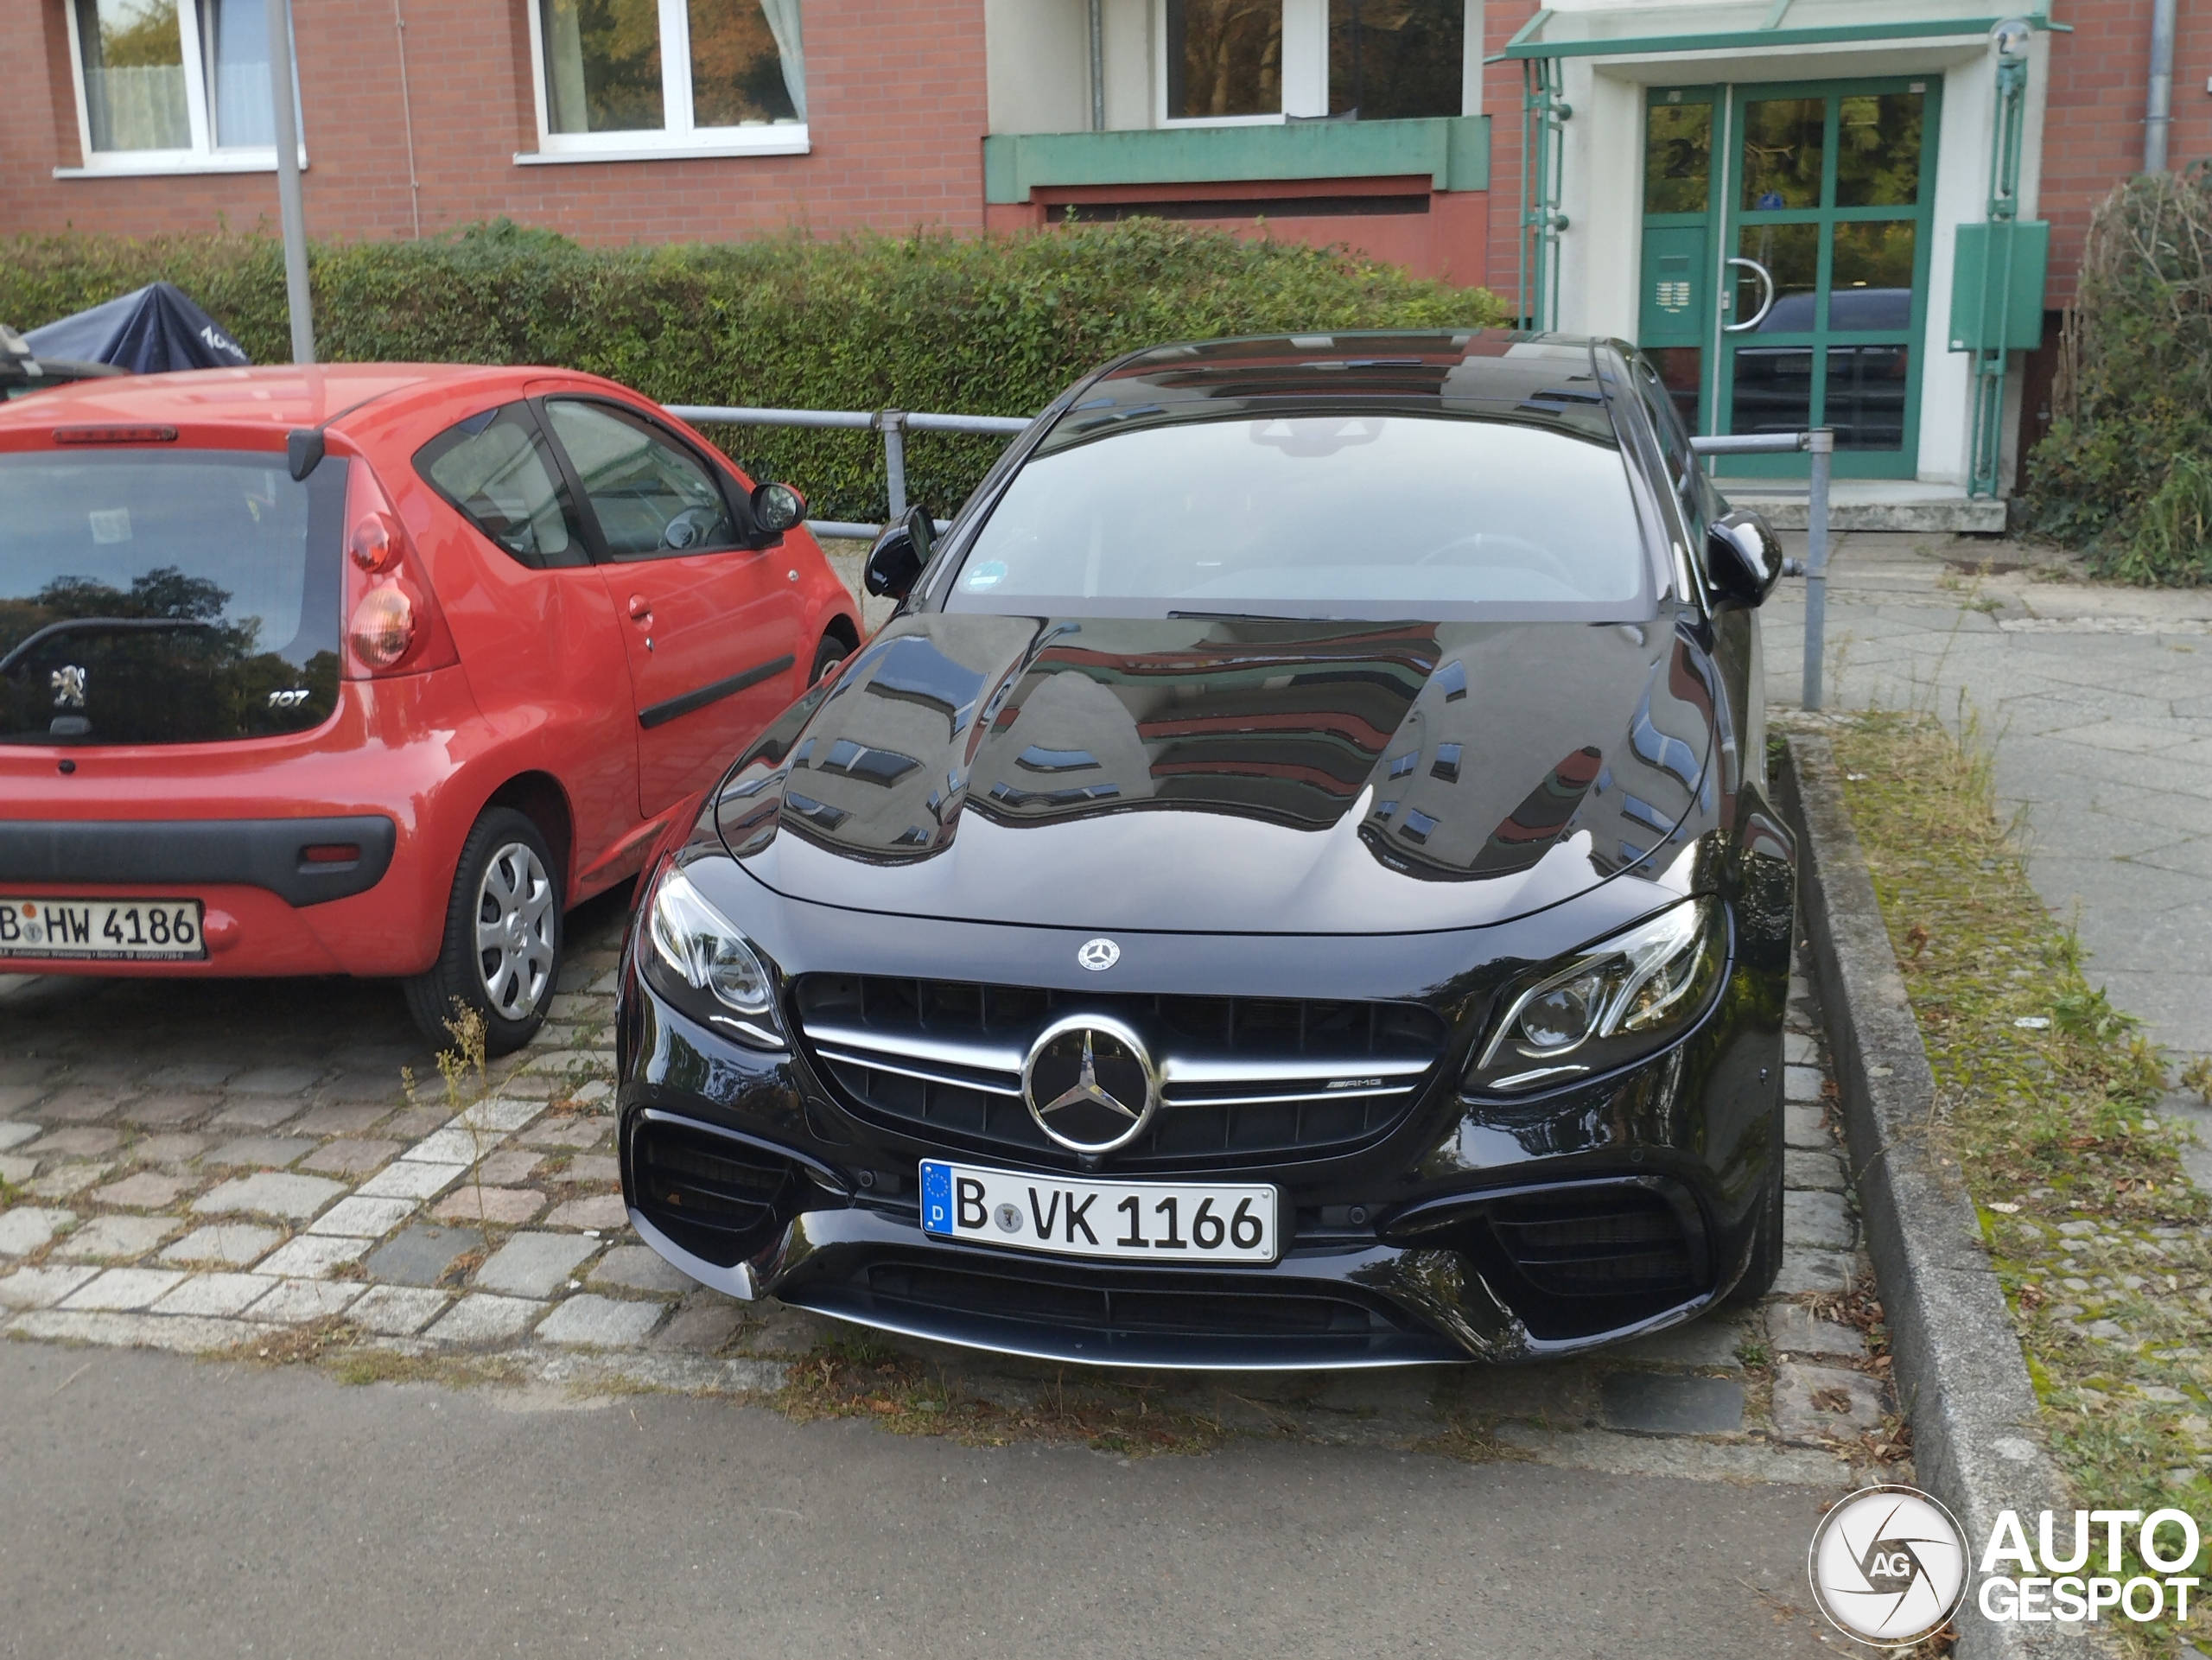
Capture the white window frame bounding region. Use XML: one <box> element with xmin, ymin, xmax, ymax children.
<box><xmin>519</xmin><ymin>0</ymin><xmax>809</xmax><ymax>165</ymax></box>
<box><xmin>54</xmin><ymin>0</ymin><xmax>308</xmax><ymax>178</ymax></box>
<box><xmin>1154</xmin><ymin>0</ymin><xmax>1477</xmax><ymax>129</ymax></box>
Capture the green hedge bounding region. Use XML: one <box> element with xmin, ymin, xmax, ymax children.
<box><xmin>2026</xmin><ymin>163</ymin><xmax>2212</xmax><ymax>583</ymax></box>
<box><xmin>0</xmin><ymin>220</ymin><xmax>1510</xmax><ymax>522</ymax></box>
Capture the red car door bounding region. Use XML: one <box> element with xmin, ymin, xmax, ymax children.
<box><xmin>539</xmin><ymin>397</ymin><xmax>802</xmax><ymax>820</ymax></box>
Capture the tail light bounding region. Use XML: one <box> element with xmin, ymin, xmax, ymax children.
<box><xmin>341</xmin><ymin>457</ymin><xmax>458</xmax><ymax>678</ymax></box>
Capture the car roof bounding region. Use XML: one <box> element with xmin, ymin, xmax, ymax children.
<box><xmin>1062</xmin><ymin>330</ymin><xmax>1624</xmax><ymax>443</ymax></box>
<box><xmin>0</xmin><ymin>362</ymin><xmax>543</xmax><ymax>434</ymax></box>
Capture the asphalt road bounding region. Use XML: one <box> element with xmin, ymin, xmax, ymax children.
<box><xmin>0</xmin><ymin>1340</ymin><xmax>1840</xmax><ymax>1659</ymax></box>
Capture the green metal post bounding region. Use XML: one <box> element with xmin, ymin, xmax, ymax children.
<box><xmin>1519</xmin><ymin>57</ymin><xmax>1568</xmax><ymax>330</ymax></box>
<box><xmin>1969</xmin><ymin>47</ymin><xmax>2029</xmax><ymax>498</ymax></box>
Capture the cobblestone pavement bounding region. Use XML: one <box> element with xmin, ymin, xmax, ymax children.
<box><xmin>1762</xmin><ymin>532</ymin><xmax>2212</xmax><ymax>1065</ymax></box>
<box><xmin>1</xmin><ymin>900</ymin><xmax>1897</xmax><ymax>1498</ymax></box>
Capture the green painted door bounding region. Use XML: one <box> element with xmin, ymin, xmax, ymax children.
<box><xmin>1637</xmin><ymin>77</ymin><xmax>1941</xmax><ymax>480</ymax></box>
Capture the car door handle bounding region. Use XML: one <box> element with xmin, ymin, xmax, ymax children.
<box><xmin>627</xmin><ymin>595</ymin><xmax>652</xmax><ymax>624</ymax></box>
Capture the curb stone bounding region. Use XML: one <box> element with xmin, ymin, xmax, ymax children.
<box><xmin>1779</xmin><ymin>735</ymin><xmax>2074</xmax><ymax>1660</ymax></box>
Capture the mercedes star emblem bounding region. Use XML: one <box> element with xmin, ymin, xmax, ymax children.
<box><xmin>1076</xmin><ymin>937</ymin><xmax>1120</xmax><ymax>971</ymax></box>
<box><xmin>1020</xmin><ymin>1013</ymin><xmax>1160</xmax><ymax>1154</ymax></box>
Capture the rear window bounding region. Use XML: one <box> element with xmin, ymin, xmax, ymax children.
<box><xmin>943</xmin><ymin>412</ymin><xmax>1651</xmax><ymax>622</ymax></box>
<box><xmin>0</xmin><ymin>448</ymin><xmax>346</xmax><ymax>747</ymax></box>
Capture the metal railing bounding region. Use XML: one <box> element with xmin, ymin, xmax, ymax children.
<box><xmin>1692</xmin><ymin>429</ymin><xmax>1834</xmax><ymax>711</ymax></box>
<box><xmin>671</xmin><ymin>402</ymin><xmax>1836</xmax><ymax>712</ymax></box>
<box><xmin>667</xmin><ymin>404</ymin><xmax>1031</xmax><ymax>541</ymax></box>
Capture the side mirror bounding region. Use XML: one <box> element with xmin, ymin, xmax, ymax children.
<box><xmin>1705</xmin><ymin>509</ymin><xmax>1783</xmax><ymax>609</ymax></box>
<box><xmin>863</xmin><ymin>504</ymin><xmax>934</xmax><ymax>600</ymax></box>
<box><xmin>749</xmin><ymin>480</ymin><xmax>805</xmax><ymax>535</ymax></box>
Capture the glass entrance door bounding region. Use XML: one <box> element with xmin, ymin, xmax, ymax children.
<box><xmin>1637</xmin><ymin>76</ymin><xmax>1940</xmax><ymax>480</ymax></box>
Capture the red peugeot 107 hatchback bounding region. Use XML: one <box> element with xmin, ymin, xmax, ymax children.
<box><xmin>0</xmin><ymin>364</ymin><xmax>861</xmax><ymax>1052</ymax></box>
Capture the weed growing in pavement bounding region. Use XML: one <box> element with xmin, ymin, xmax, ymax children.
<box><xmin>2181</xmin><ymin>1056</ymin><xmax>2212</xmax><ymax>1104</ymax></box>
<box><xmin>1821</xmin><ymin>711</ymin><xmax>2209</xmax><ymax>1656</ymax></box>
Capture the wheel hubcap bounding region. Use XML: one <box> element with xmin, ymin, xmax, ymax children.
<box><xmin>474</xmin><ymin>841</ymin><xmax>555</xmax><ymax>1021</ymax></box>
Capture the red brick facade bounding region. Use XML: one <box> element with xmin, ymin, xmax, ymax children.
<box><xmin>2038</xmin><ymin>0</ymin><xmax>2212</xmax><ymax>302</ymax></box>
<box><xmin>2</xmin><ymin>0</ymin><xmax>2201</xmax><ymax>306</ymax></box>
<box><xmin>5</xmin><ymin>0</ymin><xmax>988</xmax><ymax>245</ymax></box>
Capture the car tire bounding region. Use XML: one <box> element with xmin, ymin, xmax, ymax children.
<box><xmin>809</xmin><ymin>633</ymin><xmax>849</xmax><ymax>686</ymax></box>
<box><xmin>404</xmin><ymin>807</ymin><xmax>563</xmax><ymax>1058</ymax></box>
<box><xmin>1726</xmin><ymin>1146</ymin><xmax>1786</xmax><ymax>1306</ymax></box>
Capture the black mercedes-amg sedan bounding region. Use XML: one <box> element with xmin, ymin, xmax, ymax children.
<box><xmin>614</xmin><ymin>331</ymin><xmax>1797</xmax><ymax>1369</ymax></box>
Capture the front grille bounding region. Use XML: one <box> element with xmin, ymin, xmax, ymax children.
<box><xmin>859</xmin><ymin>1256</ymin><xmax>1417</xmax><ymax>1339</ymax></box>
<box><xmin>628</xmin><ymin>1116</ymin><xmax>798</xmax><ymax>1267</ymax></box>
<box><xmin>791</xmin><ymin>976</ymin><xmax>1448</xmax><ymax>1169</ymax></box>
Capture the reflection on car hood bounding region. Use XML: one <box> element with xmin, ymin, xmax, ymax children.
<box><xmin>718</xmin><ymin>614</ymin><xmax>1727</xmax><ymax>935</ymax></box>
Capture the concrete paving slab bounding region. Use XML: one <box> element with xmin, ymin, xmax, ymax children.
<box><xmin>426</xmin><ymin>1292</ymin><xmax>543</xmax><ymax>1346</ymax></box>
<box><xmin>192</xmin><ymin>1172</ymin><xmax>345</xmax><ymax>1220</ymax></box>
<box><xmin>0</xmin><ymin>1207</ymin><xmax>79</xmax><ymax>1256</ymax></box>
<box><xmin>537</xmin><ymin>1294</ymin><xmax>665</xmax><ymax>1349</ymax></box>
<box><xmin>51</xmin><ymin>1214</ymin><xmax>179</xmax><ymax>1262</ymax></box>
<box><xmin>150</xmin><ymin>1274</ymin><xmax>280</xmax><ymax>1318</ymax></box>
<box><xmin>348</xmin><ymin>1284</ymin><xmax>452</xmax><ymax>1336</ymax></box>
<box><xmin>59</xmin><ymin>1268</ymin><xmax>187</xmax><ymax>1311</ymax></box>
<box><xmin>474</xmin><ymin>1231</ymin><xmax>595</xmax><ymax>1299</ymax></box>
<box><xmin>1598</xmin><ymin>1371</ymin><xmax>1745</xmax><ymax>1435</ymax></box>
<box><xmin>156</xmin><ymin>1224</ymin><xmax>282</xmax><ymax>1268</ymax></box>
<box><xmin>363</xmin><ymin>1224</ymin><xmax>482</xmax><ymax>1288</ymax></box>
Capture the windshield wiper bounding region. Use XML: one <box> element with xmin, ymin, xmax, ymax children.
<box><xmin>0</xmin><ymin>616</ymin><xmax>219</xmax><ymax>679</ymax></box>
<box><xmin>1166</xmin><ymin>608</ymin><xmax>1339</xmax><ymax>622</ymax></box>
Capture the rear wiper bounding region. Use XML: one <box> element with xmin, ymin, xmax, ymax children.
<box><xmin>0</xmin><ymin>616</ymin><xmax>218</xmax><ymax>678</ymax></box>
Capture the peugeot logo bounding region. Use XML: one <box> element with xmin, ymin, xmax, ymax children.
<box><xmin>1021</xmin><ymin>1013</ymin><xmax>1159</xmax><ymax>1155</ymax></box>
<box><xmin>51</xmin><ymin>665</ymin><xmax>86</xmax><ymax>709</ymax></box>
<box><xmin>1076</xmin><ymin>937</ymin><xmax>1120</xmax><ymax>971</ymax></box>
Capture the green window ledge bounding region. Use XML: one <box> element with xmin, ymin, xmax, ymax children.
<box><xmin>982</xmin><ymin>117</ymin><xmax>1491</xmax><ymax>207</ymax></box>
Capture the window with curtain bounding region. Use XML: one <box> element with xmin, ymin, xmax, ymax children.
<box><xmin>536</xmin><ymin>0</ymin><xmax>804</xmax><ymax>152</ymax></box>
<box><xmin>68</xmin><ymin>0</ymin><xmax>299</xmax><ymax>164</ymax></box>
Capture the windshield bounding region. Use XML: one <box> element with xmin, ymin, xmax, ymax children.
<box><xmin>943</xmin><ymin>412</ymin><xmax>1652</xmax><ymax>621</ymax></box>
<box><xmin>0</xmin><ymin>449</ymin><xmax>346</xmax><ymax>746</ymax></box>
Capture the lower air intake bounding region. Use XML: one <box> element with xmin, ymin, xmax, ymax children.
<box><xmin>1489</xmin><ymin>1186</ymin><xmax>1700</xmax><ymax>1300</ymax></box>
<box><xmin>629</xmin><ymin>1116</ymin><xmax>796</xmax><ymax>1268</ymax></box>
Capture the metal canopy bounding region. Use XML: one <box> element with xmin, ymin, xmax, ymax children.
<box><xmin>1493</xmin><ymin>0</ymin><xmax>2063</xmax><ymax>61</ymax></box>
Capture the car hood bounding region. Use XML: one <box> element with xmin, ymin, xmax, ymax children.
<box><xmin>718</xmin><ymin>613</ymin><xmax>1725</xmax><ymax>935</ymax></box>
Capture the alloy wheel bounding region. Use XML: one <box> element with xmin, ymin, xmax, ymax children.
<box><xmin>474</xmin><ymin>840</ymin><xmax>556</xmax><ymax>1021</ymax></box>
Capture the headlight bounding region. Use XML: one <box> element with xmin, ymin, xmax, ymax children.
<box><xmin>641</xmin><ymin>863</ymin><xmax>787</xmax><ymax>1050</ymax></box>
<box><xmin>1464</xmin><ymin>898</ymin><xmax>1725</xmax><ymax>1095</ymax></box>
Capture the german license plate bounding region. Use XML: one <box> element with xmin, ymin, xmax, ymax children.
<box><xmin>920</xmin><ymin>1159</ymin><xmax>1278</xmax><ymax>1264</ymax></box>
<box><xmin>0</xmin><ymin>897</ymin><xmax>206</xmax><ymax>961</ymax></box>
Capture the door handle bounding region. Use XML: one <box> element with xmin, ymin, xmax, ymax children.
<box><xmin>1724</xmin><ymin>257</ymin><xmax>1777</xmax><ymax>333</ymax></box>
<box><xmin>626</xmin><ymin>595</ymin><xmax>652</xmax><ymax>624</ymax></box>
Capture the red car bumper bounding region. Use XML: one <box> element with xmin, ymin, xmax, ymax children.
<box><xmin>1</xmin><ymin>668</ymin><xmax>495</xmax><ymax>981</ymax></box>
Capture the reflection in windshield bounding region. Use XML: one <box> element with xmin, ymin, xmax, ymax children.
<box><xmin>946</xmin><ymin>414</ymin><xmax>1649</xmax><ymax>621</ymax></box>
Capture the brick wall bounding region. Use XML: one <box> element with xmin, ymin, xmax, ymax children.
<box><xmin>1</xmin><ymin>0</ymin><xmax>989</xmax><ymax>245</ymax></box>
<box><xmin>2041</xmin><ymin>0</ymin><xmax>2211</xmax><ymax>303</ymax></box>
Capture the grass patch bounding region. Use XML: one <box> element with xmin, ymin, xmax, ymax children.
<box><xmin>1815</xmin><ymin>711</ymin><xmax>2209</xmax><ymax>1655</ymax></box>
<box><xmin>326</xmin><ymin>1345</ymin><xmax>524</xmax><ymax>1390</ymax></box>
<box><xmin>772</xmin><ymin>1338</ymin><xmax>1228</xmax><ymax>1454</ymax></box>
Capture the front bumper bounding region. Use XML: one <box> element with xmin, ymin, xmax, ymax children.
<box><xmin>614</xmin><ymin>898</ymin><xmax>1789</xmax><ymax>1370</ymax></box>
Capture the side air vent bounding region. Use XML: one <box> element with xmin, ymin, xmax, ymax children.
<box><xmin>628</xmin><ymin>1116</ymin><xmax>798</xmax><ymax>1267</ymax></box>
<box><xmin>1487</xmin><ymin>1186</ymin><xmax>1701</xmax><ymax>1300</ymax></box>
<box><xmin>1390</xmin><ymin>1178</ymin><xmax>1713</xmax><ymax>1343</ymax></box>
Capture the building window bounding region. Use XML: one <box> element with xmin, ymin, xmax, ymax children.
<box><xmin>1165</xmin><ymin>0</ymin><xmax>1281</xmax><ymax>122</ymax></box>
<box><xmin>527</xmin><ymin>0</ymin><xmax>806</xmax><ymax>162</ymax></box>
<box><xmin>1327</xmin><ymin>0</ymin><xmax>1462</xmax><ymax>120</ymax></box>
<box><xmin>62</xmin><ymin>0</ymin><xmax>302</xmax><ymax>173</ymax></box>
<box><xmin>1160</xmin><ymin>0</ymin><xmax>1465</xmax><ymax>127</ymax></box>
